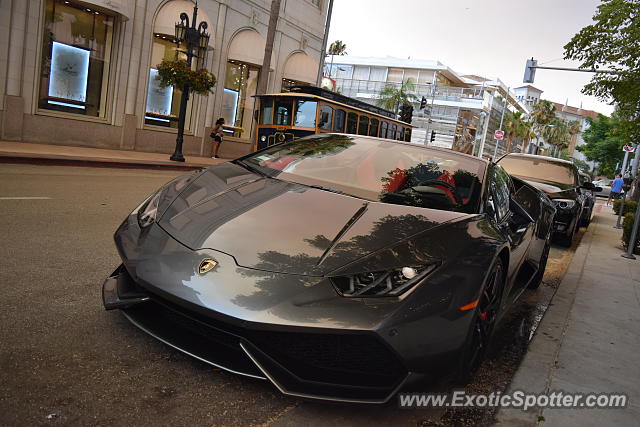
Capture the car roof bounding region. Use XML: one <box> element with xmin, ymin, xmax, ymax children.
<box><xmin>499</xmin><ymin>153</ymin><xmax>576</xmax><ymax>166</ymax></box>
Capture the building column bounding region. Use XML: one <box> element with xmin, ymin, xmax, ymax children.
<box><xmin>2</xmin><ymin>0</ymin><xmax>28</xmax><ymax>140</ymax></box>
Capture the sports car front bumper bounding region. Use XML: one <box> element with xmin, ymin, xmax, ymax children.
<box><xmin>103</xmin><ymin>265</ymin><xmax>413</xmax><ymax>403</ymax></box>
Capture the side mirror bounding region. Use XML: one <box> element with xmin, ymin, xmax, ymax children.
<box><xmin>509</xmin><ymin>197</ymin><xmax>534</xmax><ymax>227</ymax></box>
<box><xmin>581</xmin><ymin>182</ymin><xmax>596</xmax><ymax>191</ymax></box>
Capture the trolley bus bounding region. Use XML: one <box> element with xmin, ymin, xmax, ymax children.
<box><xmin>254</xmin><ymin>86</ymin><xmax>413</xmax><ymax>151</ymax></box>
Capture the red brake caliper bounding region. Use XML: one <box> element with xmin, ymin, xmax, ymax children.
<box><xmin>479</xmin><ymin>312</ymin><xmax>488</xmax><ymax>321</ymax></box>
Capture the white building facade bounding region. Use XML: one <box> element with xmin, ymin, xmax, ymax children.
<box><xmin>0</xmin><ymin>0</ymin><xmax>328</xmax><ymax>157</ymax></box>
<box><xmin>325</xmin><ymin>55</ymin><xmax>527</xmax><ymax>159</ymax></box>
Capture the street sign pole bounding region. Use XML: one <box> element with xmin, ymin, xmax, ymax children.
<box><xmin>493</xmin><ymin>87</ymin><xmax>509</xmax><ymax>160</ymax></box>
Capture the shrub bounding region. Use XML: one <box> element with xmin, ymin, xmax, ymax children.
<box><xmin>613</xmin><ymin>199</ymin><xmax>638</xmax><ymax>215</ymax></box>
<box><xmin>622</xmin><ymin>212</ymin><xmax>640</xmax><ymax>254</ymax></box>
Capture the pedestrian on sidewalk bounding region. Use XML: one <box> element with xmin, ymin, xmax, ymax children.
<box><xmin>607</xmin><ymin>173</ymin><xmax>624</xmax><ymax>206</ymax></box>
<box><xmin>210</xmin><ymin>118</ymin><xmax>225</xmax><ymax>159</ymax></box>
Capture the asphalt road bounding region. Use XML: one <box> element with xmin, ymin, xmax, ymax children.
<box><xmin>0</xmin><ymin>164</ymin><xmax>581</xmax><ymax>426</ymax></box>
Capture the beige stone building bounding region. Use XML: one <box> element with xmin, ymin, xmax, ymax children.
<box><xmin>0</xmin><ymin>0</ymin><xmax>328</xmax><ymax>158</ymax></box>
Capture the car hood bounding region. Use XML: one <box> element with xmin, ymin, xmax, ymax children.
<box><xmin>158</xmin><ymin>163</ymin><xmax>469</xmax><ymax>276</ymax></box>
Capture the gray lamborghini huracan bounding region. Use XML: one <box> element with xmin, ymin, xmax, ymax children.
<box><xmin>103</xmin><ymin>134</ymin><xmax>555</xmax><ymax>403</ymax></box>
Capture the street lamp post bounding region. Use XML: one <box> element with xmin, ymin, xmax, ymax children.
<box><xmin>170</xmin><ymin>4</ymin><xmax>210</xmax><ymax>162</ymax></box>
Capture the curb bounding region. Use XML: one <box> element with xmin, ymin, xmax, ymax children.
<box><xmin>0</xmin><ymin>153</ymin><xmax>215</xmax><ymax>171</ymax></box>
<box><xmin>493</xmin><ymin>213</ymin><xmax>596</xmax><ymax>426</ymax></box>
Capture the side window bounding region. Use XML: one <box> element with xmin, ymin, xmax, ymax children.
<box><xmin>275</xmin><ymin>98</ymin><xmax>292</xmax><ymax>125</ymax></box>
<box><xmin>358</xmin><ymin>115</ymin><xmax>369</xmax><ymax>135</ymax></box>
<box><xmin>489</xmin><ymin>166</ymin><xmax>512</xmax><ymax>221</ymax></box>
<box><xmin>346</xmin><ymin>112</ymin><xmax>358</xmax><ymax>134</ymax></box>
<box><xmin>369</xmin><ymin>118</ymin><xmax>379</xmax><ymax>137</ymax></box>
<box><xmin>388</xmin><ymin>123</ymin><xmax>397</xmax><ymax>140</ymax></box>
<box><xmin>380</xmin><ymin>121</ymin><xmax>388</xmax><ymax>138</ymax></box>
<box><xmin>319</xmin><ymin>105</ymin><xmax>333</xmax><ymax>130</ymax></box>
<box><xmin>404</xmin><ymin>128</ymin><xmax>411</xmax><ymax>142</ymax></box>
<box><xmin>334</xmin><ymin>109</ymin><xmax>346</xmax><ymax>132</ymax></box>
<box><xmin>397</xmin><ymin>126</ymin><xmax>404</xmax><ymax>140</ymax></box>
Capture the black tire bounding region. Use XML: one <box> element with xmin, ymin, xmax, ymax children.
<box><xmin>528</xmin><ymin>240</ymin><xmax>550</xmax><ymax>290</ymax></box>
<box><xmin>456</xmin><ymin>258</ymin><xmax>505</xmax><ymax>383</ymax></box>
<box><xmin>557</xmin><ymin>220</ymin><xmax>577</xmax><ymax>248</ymax></box>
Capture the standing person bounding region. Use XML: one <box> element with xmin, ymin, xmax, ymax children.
<box><xmin>210</xmin><ymin>118</ymin><xmax>225</xmax><ymax>159</ymax></box>
<box><xmin>607</xmin><ymin>174</ymin><xmax>624</xmax><ymax>206</ymax></box>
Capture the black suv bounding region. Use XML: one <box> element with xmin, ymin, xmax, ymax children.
<box><xmin>497</xmin><ymin>154</ymin><xmax>599</xmax><ymax>247</ymax></box>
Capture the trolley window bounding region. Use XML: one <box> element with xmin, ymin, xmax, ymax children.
<box><xmin>319</xmin><ymin>105</ymin><xmax>333</xmax><ymax>130</ymax></box>
<box><xmin>346</xmin><ymin>112</ymin><xmax>358</xmax><ymax>134</ymax></box>
<box><xmin>334</xmin><ymin>109</ymin><xmax>346</xmax><ymax>132</ymax></box>
<box><xmin>380</xmin><ymin>121</ymin><xmax>388</xmax><ymax>139</ymax></box>
<box><xmin>275</xmin><ymin>98</ymin><xmax>292</xmax><ymax>125</ymax></box>
<box><xmin>404</xmin><ymin>128</ymin><xmax>412</xmax><ymax>142</ymax></box>
<box><xmin>294</xmin><ymin>100</ymin><xmax>317</xmax><ymax>128</ymax></box>
<box><xmin>388</xmin><ymin>123</ymin><xmax>396</xmax><ymax>140</ymax></box>
<box><xmin>358</xmin><ymin>116</ymin><xmax>369</xmax><ymax>136</ymax></box>
<box><xmin>397</xmin><ymin>126</ymin><xmax>404</xmax><ymax>141</ymax></box>
<box><xmin>260</xmin><ymin>98</ymin><xmax>273</xmax><ymax>125</ymax></box>
<box><xmin>369</xmin><ymin>118</ymin><xmax>379</xmax><ymax>137</ymax></box>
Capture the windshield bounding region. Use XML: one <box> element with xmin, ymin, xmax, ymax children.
<box><xmin>499</xmin><ymin>156</ymin><xmax>577</xmax><ymax>186</ymax></box>
<box><xmin>237</xmin><ymin>134</ymin><xmax>485</xmax><ymax>213</ymax></box>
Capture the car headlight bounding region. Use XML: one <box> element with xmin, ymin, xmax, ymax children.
<box><xmin>330</xmin><ymin>264</ymin><xmax>438</xmax><ymax>297</ymax></box>
<box><xmin>553</xmin><ymin>199</ymin><xmax>576</xmax><ymax>210</ymax></box>
<box><xmin>136</xmin><ymin>190</ymin><xmax>162</xmax><ymax>229</ymax></box>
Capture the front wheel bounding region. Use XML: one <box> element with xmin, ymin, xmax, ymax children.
<box><xmin>557</xmin><ymin>219</ymin><xmax>577</xmax><ymax>248</ymax></box>
<box><xmin>456</xmin><ymin>258</ymin><xmax>505</xmax><ymax>383</ymax></box>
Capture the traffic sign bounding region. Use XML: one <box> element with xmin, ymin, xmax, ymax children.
<box><xmin>494</xmin><ymin>130</ymin><xmax>505</xmax><ymax>140</ymax></box>
<box><xmin>623</xmin><ymin>144</ymin><xmax>636</xmax><ymax>152</ymax></box>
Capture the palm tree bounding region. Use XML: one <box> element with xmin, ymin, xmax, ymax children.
<box><xmin>544</xmin><ymin>119</ymin><xmax>570</xmax><ymax>157</ymax></box>
<box><xmin>521</xmin><ymin>121</ymin><xmax>537</xmax><ymax>153</ymax></box>
<box><xmin>504</xmin><ymin>111</ymin><xmax>530</xmax><ymax>153</ymax></box>
<box><xmin>375</xmin><ymin>78</ymin><xmax>418</xmax><ymax>115</ymax></box>
<box><xmin>566</xmin><ymin>120</ymin><xmax>582</xmax><ymax>153</ymax></box>
<box><xmin>530</xmin><ymin>100</ymin><xmax>557</xmax><ymax>153</ymax></box>
<box><xmin>327</xmin><ymin>40</ymin><xmax>347</xmax><ymax>56</ymax></box>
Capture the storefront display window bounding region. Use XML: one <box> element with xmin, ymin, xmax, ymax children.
<box><xmin>144</xmin><ymin>35</ymin><xmax>190</xmax><ymax>128</ymax></box>
<box><xmin>224</xmin><ymin>61</ymin><xmax>260</xmax><ymax>138</ymax></box>
<box><xmin>38</xmin><ymin>0</ymin><xmax>114</xmax><ymax>117</ymax></box>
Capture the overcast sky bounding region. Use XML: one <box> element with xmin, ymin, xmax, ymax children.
<box><xmin>327</xmin><ymin>0</ymin><xmax>614</xmax><ymax>116</ymax></box>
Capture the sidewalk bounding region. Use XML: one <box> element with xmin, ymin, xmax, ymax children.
<box><xmin>0</xmin><ymin>141</ymin><xmax>227</xmax><ymax>170</ymax></box>
<box><xmin>496</xmin><ymin>202</ymin><xmax>640</xmax><ymax>426</ymax></box>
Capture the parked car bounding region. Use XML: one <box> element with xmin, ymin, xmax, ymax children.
<box><xmin>497</xmin><ymin>153</ymin><xmax>599</xmax><ymax>247</ymax></box>
<box><xmin>103</xmin><ymin>134</ymin><xmax>555</xmax><ymax>403</ymax></box>
<box><xmin>592</xmin><ymin>178</ymin><xmax>619</xmax><ymax>199</ymax></box>
<box><xmin>579</xmin><ymin>172</ymin><xmax>596</xmax><ymax>227</ymax></box>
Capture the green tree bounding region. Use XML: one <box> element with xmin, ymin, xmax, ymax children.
<box><xmin>564</xmin><ymin>0</ymin><xmax>640</xmax><ymax>140</ymax></box>
<box><xmin>375</xmin><ymin>78</ymin><xmax>418</xmax><ymax>114</ymax></box>
<box><xmin>577</xmin><ymin>113</ymin><xmax>626</xmax><ymax>176</ymax></box>
<box><xmin>544</xmin><ymin>119</ymin><xmax>571</xmax><ymax>157</ymax></box>
<box><xmin>530</xmin><ymin>100</ymin><xmax>557</xmax><ymax>153</ymax></box>
<box><xmin>504</xmin><ymin>111</ymin><xmax>533</xmax><ymax>153</ymax></box>
<box><xmin>327</xmin><ymin>40</ymin><xmax>347</xmax><ymax>56</ymax></box>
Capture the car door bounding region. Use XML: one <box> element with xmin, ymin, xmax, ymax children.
<box><xmin>487</xmin><ymin>165</ymin><xmax>534</xmax><ymax>300</ymax></box>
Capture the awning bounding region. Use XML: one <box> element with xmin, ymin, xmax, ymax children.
<box><xmin>154</xmin><ymin>0</ymin><xmax>214</xmax><ymax>47</ymax></box>
<box><xmin>283</xmin><ymin>52</ymin><xmax>319</xmax><ymax>85</ymax></box>
<box><xmin>228</xmin><ymin>30</ymin><xmax>273</xmax><ymax>67</ymax></box>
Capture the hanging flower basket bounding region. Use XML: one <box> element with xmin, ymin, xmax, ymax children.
<box><xmin>156</xmin><ymin>59</ymin><xmax>216</xmax><ymax>96</ymax></box>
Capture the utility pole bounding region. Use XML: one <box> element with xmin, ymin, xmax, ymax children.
<box><xmin>257</xmin><ymin>0</ymin><xmax>281</xmax><ymax>96</ymax></box>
